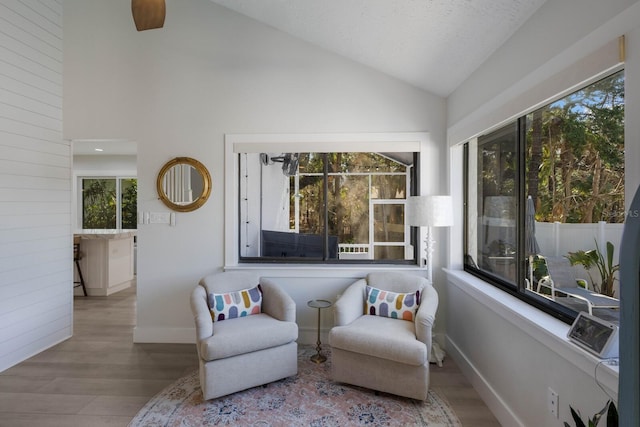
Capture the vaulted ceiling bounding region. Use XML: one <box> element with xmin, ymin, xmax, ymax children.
<box><xmin>210</xmin><ymin>0</ymin><xmax>548</xmax><ymax>97</ymax></box>
<box><xmin>74</xmin><ymin>0</ymin><xmax>549</xmax><ymax>155</ymax></box>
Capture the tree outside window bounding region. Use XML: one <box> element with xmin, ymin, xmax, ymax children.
<box><xmin>240</xmin><ymin>151</ymin><xmax>416</xmax><ymax>262</ymax></box>
<box><xmin>465</xmin><ymin>70</ymin><xmax>625</xmax><ymax>324</ymax></box>
<box><xmin>82</xmin><ymin>178</ymin><xmax>137</xmax><ymax>229</ymax></box>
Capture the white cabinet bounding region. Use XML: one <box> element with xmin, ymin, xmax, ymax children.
<box><xmin>75</xmin><ymin>230</ymin><xmax>136</xmax><ymax>296</ymax></box>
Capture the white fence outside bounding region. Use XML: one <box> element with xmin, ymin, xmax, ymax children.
<box><xmin>535</xmin><ymin>221</ymin><xmax>624</xmax><ymax>264</ymax></box>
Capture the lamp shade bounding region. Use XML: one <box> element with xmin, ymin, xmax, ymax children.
<box><xmin>406</xmin><ymin>195</ymin><xmax>454</xmax><ymax>227</ymax></box>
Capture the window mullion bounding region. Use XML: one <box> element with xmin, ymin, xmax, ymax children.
<box><xmin>322</xmin><ymin>154</ymin><xmax>329</xmax><ymax>261</ymax></box>
<box><xmin>116</xmin><ymin>178</ymin><xmax>122</xmax><ymax>229</ymax></box>
<box><xmin>516</xmin><ymin>116</ymin><xmax>527</xmax><ymax>293</ymax></box>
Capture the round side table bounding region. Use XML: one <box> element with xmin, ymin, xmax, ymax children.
<box><xmin>307</xmin><ymin>299</ymin><xmax>332</xmax><ymax>363</ymax></box>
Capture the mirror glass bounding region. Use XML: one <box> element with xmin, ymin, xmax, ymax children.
<box><xmin>157</xmin><ymin>157</ymin><xmax>211</xmax><ymax>212</ymax></box>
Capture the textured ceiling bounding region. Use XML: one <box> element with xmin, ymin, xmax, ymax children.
<box><xmin>210</xmin><ymin>0</ymin><xmax>547</xmax><ymax>97</ymax></box>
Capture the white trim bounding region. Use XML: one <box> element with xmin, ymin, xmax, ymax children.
<box><xmin>224</xmin><ymin>264</ymin><xmax>426</xmax><ymax>278</ymax></box>
<box><xmin>224</xmin><ymin>132</ymin><xmax>431</xmax><ymax>267</ymax></box>
<box><xmin>72</xmin><ymin>170</ymin><xmax>137</xmax><ymax>230</ymax></box>
<box><xmin>229</xmin><ymin>132</ymin><xmax>426</xmax><ymax>153</ymax></box>
<box><xmin>445</xmin><ymin>334</ymin><xmax>525</xmax><ymax>427</ymax></box>
<box><xmin>445</xmin><ymin>269</ymin><xmax>618</xmax><ymax>393</ymax></box>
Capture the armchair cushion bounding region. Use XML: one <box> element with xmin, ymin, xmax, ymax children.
<box><xmin>200</xmin><ymin>313</ymin><xmax>298</xmax><ymax>361</ymax></box>
<box><xmin>330</xmin><ymin>315</ymin><xmax>427</xmax><ymax>366</ymax></box>
<box><xmin>365</xmin><ymin>285</ymin><xmax>420</xmax><ymax>321</ymax></box>
<box><xmin>209</xmin><ymin>284</ymin><xmax>262</xmax><ymax>322</ymax></box>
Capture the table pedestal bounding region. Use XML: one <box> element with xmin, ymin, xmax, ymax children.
<box><xmin>307</xmin><ymin>299</ymin><xmax>332</xmax><ymax>364</ymax></box>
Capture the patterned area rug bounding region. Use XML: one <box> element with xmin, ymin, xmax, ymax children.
<box><xmin>129</xmin><ymin>346</ymin><xmax>461</xmax><ymax>426</ymax></box>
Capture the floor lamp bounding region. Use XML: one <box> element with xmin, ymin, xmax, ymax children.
<box><xmin>407</xmin><ymin>195</ymin><xmax>454</xmax><ymax>283</ymax></box>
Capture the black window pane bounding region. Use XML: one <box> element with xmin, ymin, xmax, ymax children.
<box><xmin>469</xmin><ymin>124</ymin><xmax>518</xmax><ymax>284</ymax></box>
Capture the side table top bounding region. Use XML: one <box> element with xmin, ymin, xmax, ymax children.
<box><xmin>307</xmin><ymin>299</ymin><xmax>332</xmax><ymax>309</ymax></box>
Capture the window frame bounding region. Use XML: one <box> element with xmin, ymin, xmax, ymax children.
<box><xmin>77</xmin><ymin>175</ymin><xmax>138</xmax><ymax>230</ymax></box>
<box><xmin>285</xmin><ymin>155</ymin><xmax>413</xmax><ymax>261</ymax></box>
<box><xmin>224</xmin><ymin>132</ymin><xmax>431</xmax><ymax>268</ymax></box>
<box><xmin>462</xmin><ymin>70</ymin><xmax>625</xmax><ymax>325</ymax></box>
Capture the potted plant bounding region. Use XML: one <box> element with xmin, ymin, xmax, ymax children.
<box><xmin>565</xmin><ymin>400</ymin><xmax>618</xmax><ymax>427</ymax></box>
<box><xmin>566</xmin><ymin>241</ymin><xmax>619</xmax><ymax>297</ymax></box>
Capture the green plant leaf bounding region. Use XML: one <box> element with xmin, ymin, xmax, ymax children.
<box><xmin>592</xmin><ymin>401</ymin><xmax>608</xmax><ymax>426</ymax></box>
<box><xmin>606</xmin><ymin>241</ymin><xmax>614</xmax><ymax>271</ymax></box>
<box><xmin>570</xmin><ymin>406</ymin><xmax>587</xmax><ymax>427</ymax></box>
<box><xmin>567</xmin><ymin>240</ymin><xmax>620</xmax><ymax>297</ymax></box>
<box><xmin>606</xmin><ymin>401</ymin><xmax>618</xmax><ymax>427</ymax></box>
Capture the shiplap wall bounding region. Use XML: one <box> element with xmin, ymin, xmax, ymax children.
<box><xmin>0</xmin><ymin>0</ymin><xmax>70</xmax><ymax>372</ymax></box>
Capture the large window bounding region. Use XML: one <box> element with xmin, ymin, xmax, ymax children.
<box><xmin>464</xmin><ymin>70</ymin><xmax>625</xmax><ymax>324</ymax></box>
<box><xmin>81</xmin><ymin>177</ymin><xmax>137</xmax><ymax>229</ymax></box>
<box><xmin>238</xmin><ymin>151</ymin><xmax>417</xmax><ymax>263</ymax></box>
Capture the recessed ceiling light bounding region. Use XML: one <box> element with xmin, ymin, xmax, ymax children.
<box><xmin>95</xmin><ymin>148</ymin><xmax>104</xmax><ymax>152</ymax></box>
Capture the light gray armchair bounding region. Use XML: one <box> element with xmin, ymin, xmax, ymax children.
<box><xmin>191</xmin><ymin>271</ymin><xmax>298</xmax><ymax>400</ymax></box>
<box><xmin>329</xmin><ymin>272</ymin><xmax>438</xmax><ymax>400</ymax></box>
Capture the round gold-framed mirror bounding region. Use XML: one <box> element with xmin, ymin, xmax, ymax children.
<box><xmin>156</xmin><ymin>157</ymin><xmax>211</xmax><ymax>212</ymax></box>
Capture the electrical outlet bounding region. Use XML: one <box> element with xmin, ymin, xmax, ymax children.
<box><xmin>548</xmin><ymin>388</ymin><xmax>559</xmax><ymax>418</ymax></box>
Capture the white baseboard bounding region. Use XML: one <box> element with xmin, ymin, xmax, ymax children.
<box><xmin>133</xmin><ymin>327</ymin><xmax>196</xmax><ymax>344</ymax></box>
<box><xmin>445</xmin><ymin>335</ymin><xmax>524</xmax><ymax>427</ymax></box>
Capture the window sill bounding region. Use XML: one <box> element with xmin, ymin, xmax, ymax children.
<box><xmin>224</xmin><ymin>263</ymin><xmax>425</xmax><ymax>278</ymax></box>
<box><xmin>444</xmin><ymin>268</ymin><xmax>618</xmax><ymax>395</ymax></box>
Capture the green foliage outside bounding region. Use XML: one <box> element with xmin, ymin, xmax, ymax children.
<box><xmin>527</xmin><ymin>71</ymin><xmax>625</xmax><ymax>224</ymax></box>
<box><xmin>291</xmin><ymin>153</ymin><xmax>408</xmax><ymax>259</ymax></box>
<box><xmin>121</xmin><ymin>179</ymin><xmax>138</xmax><ymax>229</ymax></box>
<box><xmin>83</xmin><ymin>178</ymin><xmax>137</xmax><ymax>229</ymax></box>
<box><xmin>566</xmin><ymin>240</ymin><xmax>620</xmax><ymax>297</ymax></box>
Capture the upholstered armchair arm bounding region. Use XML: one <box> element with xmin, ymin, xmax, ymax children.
<box><xmin>415</xmin><ymin>282</ymin><xmax>438</xmax><ymax>352</ymax></box>
<box><xmin>334</xmin><ymin>278</ymin><xmax>367</xmax><ymax>326</ymax></box>
<box><xmin>259</xmin><ymin>278</ymin><xmax>296</xmax><ymax>322</ymax></box>
<box><xmin>191</xmin><ymin>284</ymin><xmax>213</xmax><ymax>357</ymax></box>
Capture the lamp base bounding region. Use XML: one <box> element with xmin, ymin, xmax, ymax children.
<box><xmin>424</xmin><ymin>227</ymin><xmax>435</xmax><ymax>283</ymax></box>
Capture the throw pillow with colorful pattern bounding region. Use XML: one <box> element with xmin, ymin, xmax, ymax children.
<box><xmin>209</xmin><ymin>285</ymin><xmax>262</xmax><ymax>322</ymax></box>
<box><xmin>365</xmin><ymin>285</ymin><xmax>420</xmax><ymax>321</ymax></box>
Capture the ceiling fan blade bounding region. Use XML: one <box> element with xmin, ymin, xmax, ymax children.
<box><xmin>132</xmin><ymin>0</ymin><xmax>166</xmax><ymax>31</ymax></box>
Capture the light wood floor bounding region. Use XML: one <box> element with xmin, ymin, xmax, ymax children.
<box><xmin>0</xmin><ymin>285</ymin><xmax>501</xmax><ymax>426</ymax></box>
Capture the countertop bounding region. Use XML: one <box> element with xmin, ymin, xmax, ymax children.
<box><xmin>74</xmin><ymin>230</ymin><xmax>137</xmax><ymax>239</ymax></box>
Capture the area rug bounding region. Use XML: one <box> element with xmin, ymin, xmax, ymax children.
<box><xmin>129</xmin><ymin>346</ymin><xmax>461</xmax><ymax>426</ymax></box>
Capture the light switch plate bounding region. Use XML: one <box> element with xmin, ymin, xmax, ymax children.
<box><xmin>149</xmin><ymin>212</ymin><xmax>171</xmax><ymax>224</ymax></box>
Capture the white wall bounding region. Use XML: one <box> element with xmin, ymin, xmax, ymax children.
<box><xmin>63</xmin><ymin>0</ymin><xmax>448</xmax><ymax>344</ymax></box>
<box><xmin>73</xmin><ymin>155</ymin><xmax>136</xmax><ymax>174</ymax></box>
<box><xmin>0</xmin><ymin>2</ymin><xmax>70</xmax><ymax>372</ymax></box>
<box><xmin>446</xmin><ymin>0</ymin><xmax>640</xmax><ymax>425</ymax></box>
